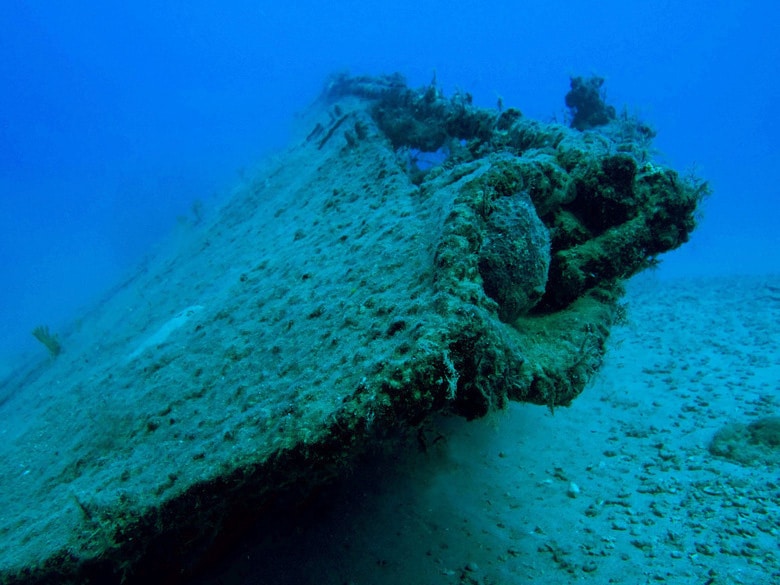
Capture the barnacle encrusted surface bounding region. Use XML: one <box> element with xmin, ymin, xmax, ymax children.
<box><xmin>0</xmin><ymin>73</ymin><xmax>705</xmax><ymax>584</ymax></box>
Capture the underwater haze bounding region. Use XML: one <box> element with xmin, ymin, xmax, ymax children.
<box><xmin>1</xmin><ymin>1</ymin><xmax>778</xmax><ymax>360</ymax></box>
<box><xmin>2</xmin><ymin>2</ymin><xmax>780</xmax><ymax>584</ymax></box>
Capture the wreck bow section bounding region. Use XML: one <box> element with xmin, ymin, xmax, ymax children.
<box><xmin>0</xmin><ymin>73</ymin><xmax>705</xmax><ymax>584</ymax></box>
<box><xmin>320</xmin><ymin>72</ymin><xmax>704</xmax><ymax>415</ymax></box>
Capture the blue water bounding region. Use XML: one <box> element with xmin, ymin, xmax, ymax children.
<box><xmin>1</xmin><ymin>0</ymin><xmax>778</xmax><ymax>359</ymax></box>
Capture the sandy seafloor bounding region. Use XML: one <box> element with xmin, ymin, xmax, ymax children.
<box><xmin>190</xmin><ymin>272</ymin><xmax>780</xmax><ymax>585</ymax></box>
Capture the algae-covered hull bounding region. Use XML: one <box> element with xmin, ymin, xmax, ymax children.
<box><xmin>0</xmin><ymin>74</ymin><xmax>704</xmax><ymax>583</ymax></box>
